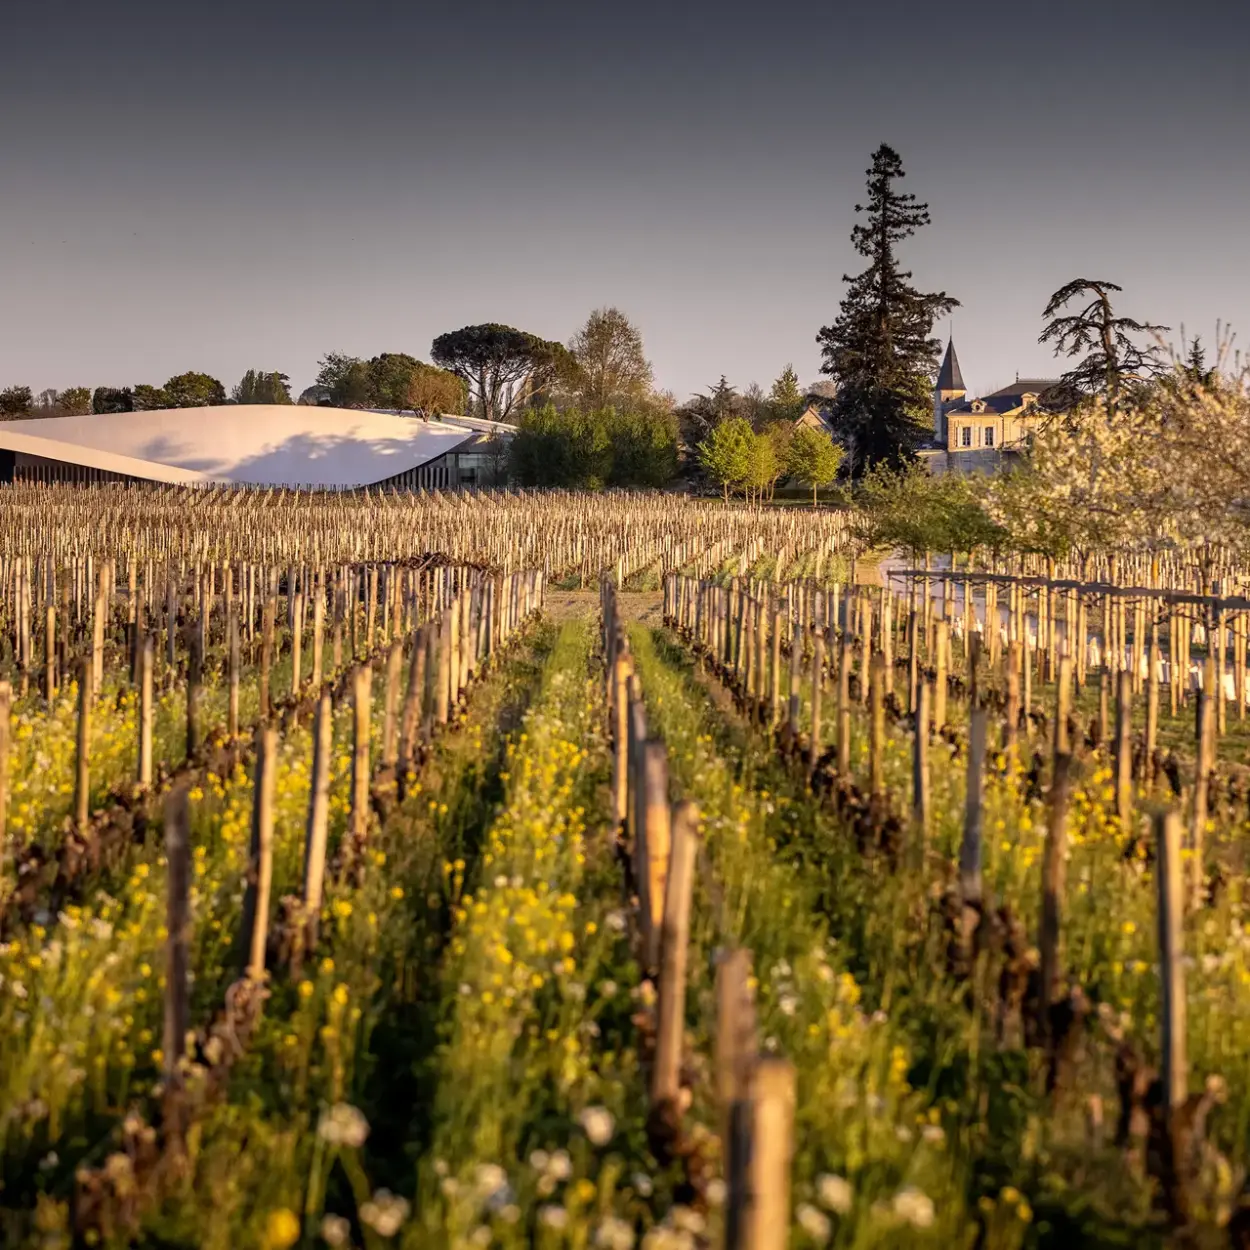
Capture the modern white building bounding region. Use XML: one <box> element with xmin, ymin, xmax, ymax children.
<box><xmin>0</xmin><ymin>405</ymin><xmax>511</xmax><ymax>489</ymax></box>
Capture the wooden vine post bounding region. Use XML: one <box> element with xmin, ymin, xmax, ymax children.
<box><xmin>240</xmin><ymin>724</ymin><xmax>277</xmax><ymax>980</ymax></box>
<box><xmin>961</xmin><ymin>707</ymin><xmax>987</xmax><ymax>915</ymax></box>
<box><xmin>0</xmin><ymin>681</ymin><xmax>10</xmax><ymax>848</ymax></box>
<box><xmin>837</xmin><ymin>631</ymin><xmax>851</xmax><ymax>776</ymax></box>
<box><xmin>912</xmin><ymin>678</ymin><xmax>930</xmax><ymax>852</ymax></box>
<box><xmin>186</xmin><ymin>620</ymin><xmax>203</xmax><ymax>759</ymax></box>
<box><xmin>1038</xmin><ymin>752</ymin><xmax>1072</xmax><ymax>1039</ymax></box>
<box><xmin>726</xmin><ymin>1059</ymin><xmax>796</xmax><ymax>1250</ymax></box>
<box><xmin>651</xmin><ymin>800</ymin><xmax>700</xmax><ymax>1109</ymax></box>
<box><xmin>74</xmin><ymin>657</ymin><xmax>92</xmax><ymax>829</ymax></box>
<box><xmin>162</xmin><ymin>785</ymin><xmax>192</xmax><ymax>1126</ymax></box>
<box><xmin>1154</xmin><ymin>807</ymin><xmax>1190</xmax><ymax>1221</ymax></box>
<box><xmin>641</xmin><ymin>743</ymin><xmax>672</xmax><ymax>971</ymax></box>
<box><xmin>350</xmin><ymin>663</ymin><xmax>373</xmax><ymax>847</ymax></box>
<box><xmin>138</xmin><ymin>634</ymin><xmax>154</xmax><ymax>789</ymax></box>
<box><xmin>302</xmin><ymin>691</ymin><xmax>334</xmax><ymax>949</ymax></box>
<box><xmin>1191</xmin><ymin>667</ymin><xmax>1214</xmax><ymax>907</ymax></box>
<box><xmin>868</xmin><ymin>651</ymin><xmax>885</xmax><ymax>798</ymax></box>
<box><xmin>808</xmin><ymin>629</ymin><xmax>824</xmax><ymax>778</ymax></box>
<box><xmin>1114</xmin><ymin>671</ymin><xmax>1132</xmax><ymax>833</ymax></box>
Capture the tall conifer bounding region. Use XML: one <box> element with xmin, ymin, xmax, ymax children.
<box><xmin>817</xmin><ymin>144</ymin><xmax>957</xmax><ymax>472</ymax></box>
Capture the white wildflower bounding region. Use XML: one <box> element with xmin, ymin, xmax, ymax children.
<box><xmin>317</xmin><ymin>1103</ymin><xmax>369</xmax><ymax>1148</ymax></box>
<box><xmin>360</xmin><ymin>1189</ymin><xmax>410</xmax><ymax>1237</ymax></box>
<box><xmin>670</xmin><ymin>1207</ymin><xmax>704</xmax><ymax>1234</ymax></box>
<box><xmin>539</xmin><ymin>1206</ymin><xmax>569</xmax><ymax>1229</ymax></box>
<box><xmin>705</xmin><ymin>1178</ymin><xmax>726</xmax><ymax>1207</ymax></box>
<box><xmin>816</xmin><ymin>1173</ymin><xmax>853</xmax><ymax>1215</ymax></box>
<box><xmin>321</xmin><ymin>1214</ymin><xmax>351</xmax><ymax>1247</ymax></box>
<box><xmin>579</xmin><ymin>1105</ymin><xmax>616</xmax><ymax>1146</ymax></box>
<box><xmin>594</xmin><ymin>1215</ymin><xmax>636</xmax><ymax>1249</ymax></box>
<box><xmin>473</xmin><ymin>1162</ymin><xmax>508</xmax><ymax>1200</ymax></box>
<box><xmin>892</xmin><ymin>1186</ymin><xmax>935</xmax><ymax>1229</ymax></box>
<box><xmin>796</xmin><ymin>1202</ymin><xmax>831</xmax><ymax>1243</ymax></box>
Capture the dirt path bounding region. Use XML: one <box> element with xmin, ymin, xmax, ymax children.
<box><xmin>545</xmin><ymin>589</ymin><xmax>663</xmax><ymax>625</ymax></box>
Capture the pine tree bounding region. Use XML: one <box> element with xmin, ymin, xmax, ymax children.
<box><xmin>767</xmin><ymin>364</ymin><xmax>804</xmax><ymax>424</ymax></box>
<box><xmin>817</xmin><ymin>144</ymin><xmax>958</xmax><ymax>473</ymax></box>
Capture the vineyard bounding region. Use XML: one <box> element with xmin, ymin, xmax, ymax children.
<box><xmin>1</xmin><ymin>483</ymin><xmax>1249</xmax><ymax>1249</ymax></box>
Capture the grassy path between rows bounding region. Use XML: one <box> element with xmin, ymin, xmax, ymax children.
<box><xmin>3</xmin><ymin>625</ymin><xmax>555</xmax><ymax>1248</ymax></box>
<box><xmin>627</xmin><ymin>624</ymin><xmax>980</xmax><ymax>1249</ymax></box>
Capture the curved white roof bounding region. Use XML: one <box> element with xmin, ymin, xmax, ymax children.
<box><xmin>0</xmin><ymin>405</ymin><xmax>479</xmax><ymax>488</ymax></box>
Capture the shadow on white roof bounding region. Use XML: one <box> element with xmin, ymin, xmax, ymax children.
<box><xmin>0</xmin><ymin>405</ymin><xmax>479</xmax><ymax>488</ymax></box>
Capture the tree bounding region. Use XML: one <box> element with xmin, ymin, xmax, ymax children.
<box><xmin>431</xmin><ymin>324</ymin><xmax>565</xmax><ymax>423</ymax></box>
<box><xmin>786</xmin><ymin>425</ymin><xmax>844</xmax><ymax>505</ymax></box>
<box><xmin>59</xmin><ymin>387</ymin><xmax>92</xmax><ymax>415</ymax></box>
<box><xmin>697</xmin><ymin>416</ymin><xmax>753</xmax><ymax>502</ymax></box>
<box><xmin>1038</xmin><ymin>278</ymin><xmax>1168</xmax><ymax>417</ymax></box>
<box><xmin>36</xmin><ymin>388</ymin><xmax>60</xmax><ymax>410</ymax></box>
<box><xmin>132</xmin><ymin>384</ymin><xmax>170</xmax><ymax>410</ymax></box>
<box><xmin>507</xmin><ymin>405</ymin><xmax>613</xmax><ymax>490</ymax></box>
<box><xmin>817</xmin><ymin>143</ymin><xmax>958</xmax><ymax>472</ymax></box>
<box><xmin>164</xmin><ymin>372</ymin><xmax>226</xmax><ymax>407</ymax></box>
<box><xmin>744</xmin><ymin>431</ymin><xmax>781</xmax><ymax>505</ymax></box>
<box><xmin>767</xmin><ymin>364</ymin><xmax>805</xmax><ymax>424</ymax></box>
<box><xmin>367</xmin><ymin>354</ymin><xmax>422</xmax><ymax>412</ymax></box>
<box><xmin>764</xmin><ymin>422</ymin><xmax>794</xmax><ymax>498</ymax></box>
<box><xmin>985</xmin><ymin>397</ymin><xmax>1162</xmax><ymax>565</ymax></box>
<box><xmin>679</xmin><ymin>376</ymin><xmax>742</xmax><ymax>446</ymax></box>
<box><xmin>405</xmin><ymin>362</ymin><xmax>467</xmax><ymax>418</ymax></box>
<box><xmin>0</xmin><ymin>386</ymin><xmax>33</xmax><ymax>419</ymax></box>
<box><xmin>507</xmin><ymin>404</ymin><xmax>678</xmax><ymax>490</ymax></box>
<box><xmin>312</xmin><ymin>353</ymin><xmax>367</xmax><ymax>407</ymax></box>
<box><xmin>569</xmin><ymin>307</ymin><xmax>653</xmax><ymax>410</ymax></box>
<box><xmin>740</xmin><ymin>382</ymin><xmax>770</xmax><ymax>428</ymax></box>
<box><xmin>232</xmin><ymin>370</ymin><xmax>293</xmax><ymax>405</ymax></box>
<box><xmin>93</xmin><ymin>387</ymin><xmax>134</xmax><ymax>414</ymax></box>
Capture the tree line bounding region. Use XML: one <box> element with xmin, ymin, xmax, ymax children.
<box><xmin>1</xmin><ymin>142</ymin><xmax>1200</xmax><ymax>501</ymax></box>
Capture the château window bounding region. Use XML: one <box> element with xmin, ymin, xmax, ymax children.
<box><xmin>960</xmin><ymin>426</ymin><xmax>972</xmax><ymax>448</ymax></box>
<box><xmin>984</xmin><ymin>426</ymin><xmax>994</xmax><ymax>447</ymax></box>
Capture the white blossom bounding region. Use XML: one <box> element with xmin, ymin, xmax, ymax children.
<box><xmin>892</xmin><ymin>1186</ymin><xmax>935</xmax><ymax>1229</ymax></box>
<box><xmin>578</xmin><ymin>1105</ymin><xmax>616</xmax><ymax>1146</ymax></box>
<box><xmin>317</xmin><ymin>1103</ymin><xmax>369</xmax><ymax>1148</ymax></box>
<box><xmin>816</xmin><ymin>1173</ymin><xmax>853</xmax><ymax>1215</ymax></box>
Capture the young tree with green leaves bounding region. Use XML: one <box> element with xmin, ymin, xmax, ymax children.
<box><xmin>817</xmin><ymin>143</ymin><xmax>958</xmax><ymax>473</ymax></box>
<box><xmin>786</xmin><ymin>426</ymin><xmax>843</xmax><ymax>505</ymax></box>
<box><xmin>744</xmin><ymin>430</ymin><xmax>781</xmax><ymax>505</ymax></box>
<box><xmin>698</xmin><ymin>416</ymin><xmax>753</xmax><ymax>502</ymax></box>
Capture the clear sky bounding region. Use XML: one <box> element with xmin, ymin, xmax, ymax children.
<box><xmin>2</xmin><ymin>0</ymin><xmax>1247</xmax><ymax>405</ymax></box>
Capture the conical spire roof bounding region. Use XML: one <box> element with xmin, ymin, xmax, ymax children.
<box><xmin>937</xmin><ymin>338</ymin><xmax>965</xmax><ymax>394</ymax></box>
